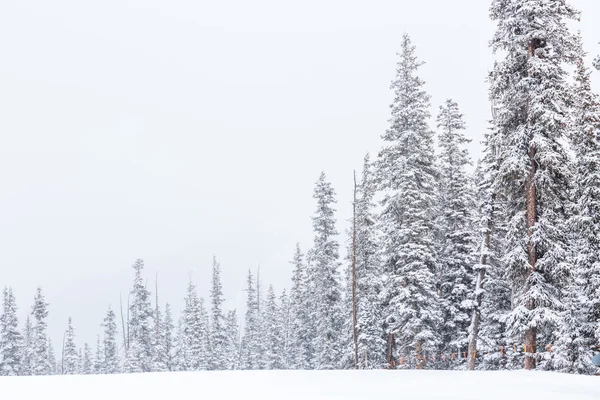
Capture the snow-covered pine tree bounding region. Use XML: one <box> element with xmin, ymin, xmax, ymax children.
<box><xmin>224</xmin><ymin>309</ymin><xmax>240</xmax><ymax>370</ymax></box>
<box><xmin>264</xmin><ymin>285</ymin><xmax>284</xmax><ymax>369</ymax></box>
<box><xmin>152</xmin><ymin>283</ymin><xmax>167</xmax><ymax>372</ymax></box>
<box><xmin>240</xmin><ymin>270</ymin><xmax>259</xmax><ymax>370</ymax></box>
<box><xmin>102</xmin><ymin>306</ymin><xmax>120</xmax><ymax>373</ymax></box>
<box><xmin>21</xmin><ymin>316</ymin><xmax>33</xmax><ymax>375</ymax></box>
<box><xmin>93</xmin><ymin>335</ymin><xmax>103</xmax><ymax>374</ymax></box>
<box><xmin>178</xmin><ymin>278</ymin><xmax>209</xmax><ymax>371</ymax></box>
<box><xmin>279</xmin><ymin>289</ymin><xmax>291</xmax><ymax>369</ymax></box>
<box><xmin>124</xmin><ymin>259</ymin><xmax>154</xmax><ymax>373</ymax></box>
<box><xmin>82</xmin><ymin>343</ymin><xmax>93</xmax><ymax>374</ymax></box>
<box><xmin>0</xmin><ymin>287</ymin><xmax>22</xmax><ymax>376</ymax></box>
<box><xmin>355</xmin><ymin>154</ymin><xmax>386</xmax><ymax>369</ymax></box>
<box><xmin>288</xmin><ymin>244</ymin><xmax>314</xmax><ymax>369</ymax></box>
<box><xmin>63</xmin><ymin>317</ymin><xmax>78</xmax><ymax>375</ymax></box>
<box><xmin>311</xmin><ymin>172</ymin><xmax>343</xmax><ymax>369</ymax></box>
<box><xmin>489</xmin><ymin>0</ymin><xmax>579</xmax><ymax>370</ymax></box>
<box><xmin>31</xmin><ymin>287</ymin><xmax>50</xmax><ymax>375</ymax></box>
<box><xmin>436</xmin><ymin>99</ymin><xmax>475</xmax><ymax>368</ymax></box>
<box><xmin>376</xmin><ymin>33</ymin><xmax>442</xmax><ymax>368</ymax></box>
<box><xmin>254</xmin><ymin>268</ymin><xmax>267</xmax><ymax>369</ymax></box>
<box><xmin>47</xmin><ymin>339</ymin><xmax>57</xmax><ymax>375</ymax></box>
<box><xmin>553</xmin><ymin>35</ymin><xmax>600</xmax><ymax>375</ymax></box>
<box><xmin>209</xmin><ymin>256</ymin><xmax>227</xmax><ymax>370</ymax></box>
<box><xmin>164</xmin><ymin>303</ymin><xmax>175</xmax><ymax>371</ymax></box>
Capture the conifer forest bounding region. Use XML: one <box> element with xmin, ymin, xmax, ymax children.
<box><xmin>2</xmin><ymin>0</ymin><xmax>600</xmax><ymax>377</ymax></box>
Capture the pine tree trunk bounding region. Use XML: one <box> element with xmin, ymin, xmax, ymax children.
<box><xmin>524</xmin><ymin>41</ymin><xmax>538</xmax><ymax>371</ymax></box>
<box><xmin>352</xmin><ymin>171</ymin><xmax>359</xmax><ymax>369</ymax></box>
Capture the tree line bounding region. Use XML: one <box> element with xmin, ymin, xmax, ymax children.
<box><xmin>2</xmin><ymin>0</ymin><xmax>600</xmax><ymax>376</ymax></box>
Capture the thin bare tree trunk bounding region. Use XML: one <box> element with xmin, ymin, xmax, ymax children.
<box><xmin>524</xmin><ymin>41</ymin><xmax>538</xmax><ymax>371</ymax></box>
<box><xmin>120</xmin><ymin>293</ymin><xmax>127</xmax><ymax>352</ymax></box>
<box><xmin>351</xmin><ymin>170</ymin><xmax>359</xmax><ymax>369</ymax></box>
<box><xmin>61</xmin><ymin>331</ymin><xmax>66</xmax><ymax>375</ymax></box>
<box><xmin>467</xmin><ymin>193</ymin><xmax>495</xmax><ymax>370</ymax></box>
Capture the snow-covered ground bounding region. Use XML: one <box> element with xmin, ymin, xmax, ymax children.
<box><xmin>1</xmin><ymin>370</ymin><xmax>599</xmax><ymax>400</ymax></box>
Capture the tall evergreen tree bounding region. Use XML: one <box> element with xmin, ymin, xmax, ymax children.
<box><xmin>436</xmin><ymin>99</ymin><xmax>475</xmax><ymax>365</ymax></box>
<box><xmin>63</xmin><ymin>317</ymin><xmax>78</xmax><ymax>375</ymax></box>
<box><xmin>124</xmin><ymin>258</ymin><xmax>154</xmax><ymax>373</ymax></box>
<box><xmin>102</xmin><ymin>306</ymin><xmax>120</xmax><ymax>374</ymax></box>
<box><xmin>554</xmin><ymin>35</ymin><xmax>600</xmax><ymax>375</ymax></box>
<box><xmin>376</xmin><ymin>33</ymin><xmax>442</xmax><ymax>368</ymax></box>
<box><xmin>489</xmin><ymin>0</ymin><xmax>579</xmax><ymax>370</ymax></box>
<box><xmin>31</xmin><ymin>287</ymin><xmax>50</xmax><ymax>375</ymax></box>
<box><xmin>311</xmin><ymin>172</ymin><xmax>343</xmax><ymax>369</ymax></box>
<box><xmin>0</xmin><ymin>287</ymin><xmax>22</xmax><ymax>376</ymax></box>
<box><xmin>209</xmin><ymin>256</ymin><xmax>227</xmax><ymax>370</ymax></box>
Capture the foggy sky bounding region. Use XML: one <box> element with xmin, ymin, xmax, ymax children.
<box><xmin>1</xmin><ymin>0</ymin><xmax>599</xmax><ymax>350</ymax></box>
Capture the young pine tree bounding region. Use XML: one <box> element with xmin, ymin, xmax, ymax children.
<box><xmin>124</xmin><ymin>259</ymin><xmax>154</xmax><ymax>373</ymax></box>
<box><xmin>93</xmin><ymin>335</ymin><xmax>103</xmax><ymax>374</ymax></box>
<box><xmin>489</xmin><ymin>0</ymin><xmax>579</xmax><ymax>370</ymax></box>
<box><xmin>63</xmin><ymin>317</ymin><xmax>78</xmax><ymax>375</ymax></box>
<box><xmin>31</xmin><ymin>287</ymin><xmax>51</xmax><ymax>375</ymax></box>
<box><xmin>311</xmin><ymin>172</ymin><xmax>343</xmax><ymax>369</ymax></box>
<box><xmin>0</xmin><ymin>287</ymin><xmax>22</xmax><ymax>376</ymax></box>
<box><xmin>264</xmin><ymin>285</ymin><xmax>284</xmax><ymax>369</ymax></box>
<box><xmin>102</xmin><ymin>306</ymin><xmax>120</xmax><ymax>374</ymax></box>
<box><xmin>209</xmin><ymin>256</ymin><xmax>228</xmax><ymax>370</ymax></box>
<box><xmin>376</xmin><ymin>33</ymin><xmax>442</xmax><ymax>368</ymax></box>
<box><xmin>288</xmin><ymin>244</ymin><xmax>314</xmax><ymax>369</ymax></box>
<box><xmin>240</xmin><ymin>270</ymin><xmax>259</xmax><ymax>370</ymax></box>
<box><xmin>224</xmin><ymin>309</ymin><xmax>240</xmax><ymax>370</ymax></box>
<box><xmin>163</xmin><ymin>303</ymin><xmax>175</xmax><ymax>371</ymax></box>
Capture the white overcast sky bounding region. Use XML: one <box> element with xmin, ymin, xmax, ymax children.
<box><xmin>1</xmin><ymin>0</ymin><xmax>599</xmax><ymax>349</ymax></box>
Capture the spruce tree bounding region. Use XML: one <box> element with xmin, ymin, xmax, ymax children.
<box><xmin>264</xmin><ymin>285</ymin><xmax>284</xmax><ymax>369</ymax></box>
<box><xmin>21</xmin><ymin>316</ymin><xmax>33</xmax><ymax>375</ymax></box>
<box><xmin>311</xmin><ymin>172</ymin><xmax>343</xmax><ymax>369</ymax></box>
<box><xmin>152</xmin><ymin>291</ymin><xmax>167</xmax><ymax>372</ymax></box>
<box><xmin>179</xmin><ymin>278</ymin><xmax>209</xmax><ymax>371</ymax></box>
<box><xmin>436</xmin><ymin>99</ymin><xmax>475</xmax><ymax>366</ymax></box>
<box><xmin>63</xmin><ymin>317</ymin><xmax>78</xmax><ymax>375</ymax></box>
<box><xmin>31</xmin><ymin>287</ymin><xmax>50</xmax><ymax>375</ymax></box>
<box><xmin>0</xmin><ymin>287</ymin><xmax>22</xmax><ymax>376</ymax></box>
<box><xmin>288</xmin><ymin>244</ymin><xmax>314</xmax><ymax>369</ymax></box>
<box><xmin>225</xmin><ymin>309</ymin><xmax>240</xmax><ymax>370</ymax></box>
<box><xmin>47</xmin><ymin>339</ymin><xmax>57</xmax><ymax>375</ymax></box>
<box><xmin>489</xmin><ymin>0</ymin><xmax>579</xmax><ymax>370</ymax></box>
<box><xmin>554</xmin><ymin>36</ymin><xmax>600</xmax><ymax>375</ymax></box>
<box><xmin>102</xmin><ymin>306</ymin><xmax>120</xmax><ymax>374</ymax></box>
<box><xmin>376</xmin><ymin>33</ymin><xmax>442</xmax><ymax>368</ymax></box>
<box><xmin>124</xmin><ymin>258</ymin><xmax>154</xmax><ymax>373</ymax></box>
<box><xmin>279</xmin><ymin>289</ymin><xmax>291</xmax><ymax>369</ymax></box>
<box><xmin>82</xmin><ymin>343</ymin><xmax>93</xmax><ymax>374</ymax></box>
<box><xmin>164</xmin><ymin>303</ymin><xmax>175</xmax><ymax>371</ymax></box>
<box><xmin>93</xmin><ymin>335</ymin><xmax>103</xmax><ymax>374</ymax></box>
<box><xmin>209</xmin><ymin>256</ymin><xmax>227</xmax><ymax>370</ymax></box>
<box><xmin>240</xmin><ymin>270</ymin><xmax>259</xmax><ymax>369</ymax></box>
